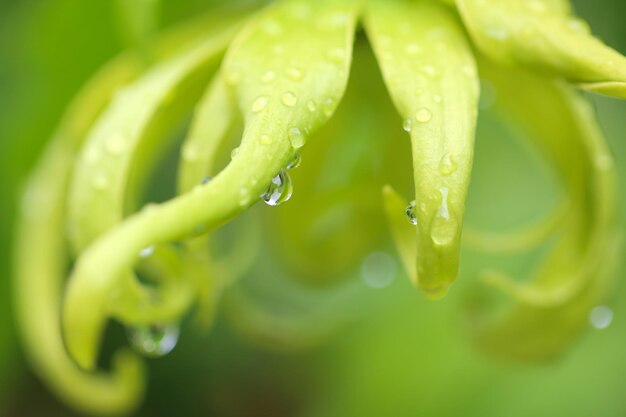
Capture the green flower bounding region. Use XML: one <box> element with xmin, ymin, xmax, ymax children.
<box><xmin>14</xmin><ymin>0</ymin><xmax>624</xmax><ymax>414</ymax></box>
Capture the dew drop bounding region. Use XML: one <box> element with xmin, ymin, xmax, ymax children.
<box><xmin>439</xmin><ymin>153</ymin><xmax>457</xmax><ymax>176</ymax></box>
<box><xmin>430</xmin><ymin>187</ymin><xmax>458</xmax><ymax>246</ymax></box>
<box><xmin>128</xmin><ymin>323</ymin><xmax>179</xmax><ymax>358</ymax></box>
<box><xmin>261</xmin><ymin>70</ymin><xmax>276</xmax><ymax>84</ymax></box>
<box><xmin>415</xmin><ymin>108</ymin><xmax>432</xmax><ymax>123</ymax></box>
<box><xmin>285</xmin><ymin>67</ymin><xmax>305</xmax><ymax>82</ymax></box>
<box><xmin>262</xmin><ymin>170</ymin><xmax>293</xmax><ymax>206</ymax></box>
<box><xmin>433</xmin><ymin>94</ymin><xmax>442</xmax><ymax>103</ymax></box>
<box><xmin>403</xmin><ymin>119</ymin><xmax>413</xmax><ymax>133</ymax></box>
<box><xmin>238</xmin><ymin>187</ymin><xmax>251</xmax><ymax>206</ymax></box>
<box><xmin>139</xmin><ymin>245</ymin><xmax>155</xmax><ymax>258</ymax></box>
<box><xmin>260</xmin><ymin>134</ymin><xmax>273</xmax><ymax>145</ymax></box>
<box><xmin>361</xmin><ymin>252</ymin><xmax>397</xmax><ymax>289</ymax></box>
<box><xmin>231</xmin><ymin>147</ymin><xmax>240</xmax><ymax>160</ymax></box>
<box><xmin>286</xmin><ymin>153</ymin><xmax>301</xmax><ymax>170</ymax></box>
<box><xmin>589</xmin><ymin>305</ymin><xmax>613</xmax><ymax>329</ymax></box>
<box><xmin>201</xmin><ymin>176</ymin><xmax>212</xmax><ymax>185</ymax></box>
<box><xmin>406</xmin><ymin>200</ymin><xmax>418</xmax><ymax>225</ymax></box>
<box><xmin>281</xmin><ymin>92</ymin><xmax>298</xmax><ymax>107</ymax></box>
<box><xmin>322</xmin><ymin>98</ymin><xmax>335</xmax><ymax>118</ymax></box>
<box><xmin>252</xmin><ymin>96</ymin><xmax>269</xmax><ymax>113</ymax></box>
<box><xmin>421</xmin><ymin>65</ymin><xmax>439</xmax><ymax>78</ymax></box>
<box><xmin>105</xmin><ymin>132</ymin><xmax>127</xmax><ymax>156</ymax></box>
<box><xmin>289</xmin><ymin>127</ymin><xmax>305</xmax><ymax>149</ymax></box>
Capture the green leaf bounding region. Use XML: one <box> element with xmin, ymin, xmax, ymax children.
<box><xmin>456</xmin><ymin>0</ymin><xmax>626</xmax><ymax>98</ymax></box>
<box><xmin>365</xmin><ymin>0</ymin><xmax>479</xmax><ymax>299</ymax></box>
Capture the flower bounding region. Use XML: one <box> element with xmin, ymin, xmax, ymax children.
<box><xmin>14</xmin><ymin>0</ymin><xmax>624</xmax><ymax>414</ymax></box>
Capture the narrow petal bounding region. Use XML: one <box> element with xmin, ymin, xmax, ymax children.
<box><xmin>365</xmin><ymin>0</ymin><xmax>479</xmax><ymax>298</ymax></box>
<box><xmin>457</xmin><ymin>0</ymin><xmax>626</xmax><ymax>98</ymax></box>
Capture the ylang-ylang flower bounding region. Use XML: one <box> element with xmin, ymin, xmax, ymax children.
<box><xmin>14</xmin><ymin>0</ymin><xmax>625</xmax><ymax>414</ymax></box>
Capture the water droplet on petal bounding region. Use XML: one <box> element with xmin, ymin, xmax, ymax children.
<box><xmin>306</xmin><ymin>100</ymin><xmax>317</xmax><ymax>112</ymax></box>
<box><xmin>403</xmin><ymin>119</ymin><xmax>413</xmax><ymax>132</ymax></box>
<box><xmin>281</xmin><ymin>92</ymin><xmax>297</xmax><ymax>107</ymax></box>
<box><xmin>433</xmin><ymin>94</ymin><xmax>442</xmax><ymax>103</ymax></box>
<box><xmin>415</xmin><ymin>108</ymin><xmax>432</xmax><ymax>123</ymax></box>
<box><xmin>128</xmin><ymin>323</ymin><xmax>179</xmax><ymax>358</ymax></box>
<box><xmin>589</xmin><ymin>305</ymin><xmax>613</xmax><ymax>329</ymax></box>
<box><xmin>105</xmin><ymin>132</ymin><xmax>127</xmax><ymax>156</ymax></box>
<box><xmin>322</xmin><ymin>98</ymin><xmax>335</xmax><ymax>118</ymax></box>
<box><xmin>238</xmin><ymin>186</ymin><xmax>251</xmax><ymax>206</ymax></box>
<box><xmin>262</xmin><ymin>70</ymin><xmax>276</xmax><ymax>84</ymax></box>
<box><xmin>260</xmin><ymin>134</ymin><xmax>273</xmax><ymax>145</ymax></box>
<box><xmin>201</xmin><ymin>176</ymin><xmax>212</xmax><ymax>184</ymax></box>
<box><xmin>231</xmin><ymin>147</ymin><xmax>240</xmax><ymax>160</ymax></box>
<box><xmin>421</xmin><ymin>65</ymin><xmax>439</xmax><ymax>78</ymax></box>
<box><xmin>361</xmin><ymin>252</ymin><xmax>397</xmax><ymax>289</ymax></box>
<box><xmin>252</xmin><ymin>96</ymin><xmax>269</xmax><ymax>113</ymax></box>
<box><xmin>285</xmin><ymin>67</ymin><xmax>305</xmax><ymax>82</ymax></box>
<box><xmin>406</xmin><ymin>200</ymin><xmax>418</xmax><ymax>225</ymax></box>
<box><xmin>439</xmin><ymin>153</ymin><xmax>457</xmax><ymax>176</ymax></box>
<box><xmin>286</xmin><ymin>153</ymin><xmax>301</xmax><ymax>170</ymax></box>
<box><xmin>139</xmin><ymin>245</ymin><xmax>155</xmax><ymax>258</ymax></box>
<box><xmin>430</xmin><ymin>187</ymin><xmax>458</xmax><ymax>246</ymax></box>
<box><xmin>288</xmin><ymin>127</ymin><xmax>305</xmax><ymax>149</ymax></box>
<box><xmin>262</xmin><ymin>170</ymin><xmax>293</xmax><ymax>206</ymax></box>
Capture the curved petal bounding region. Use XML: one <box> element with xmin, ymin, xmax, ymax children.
<box><xmin>63</xmin><ymin>0</ymin><xmax>360</xmax><ymax>370</ymax></box>
<box><xmin>456</xmin><ymin>0</ymin><xmax>626</xmax><ymax>98</ymax></box>
<box><xmin>365</xmin><ymin>0</ymin><xmax>479</xmax><ymax>298</ymax></box>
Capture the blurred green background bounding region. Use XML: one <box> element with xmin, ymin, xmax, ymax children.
<box><xmin>1</xmin><ymin>0</ymin><xmax>625</xmax><ymax>416</ymax></box>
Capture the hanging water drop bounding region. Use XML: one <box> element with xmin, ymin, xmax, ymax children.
<box><xmin>262</xmin><ymin>170</ymin><xmax>293</xmax><ymax>206</ymax></box>
<box><xmin>439</xmin><ymin>153</ymin><xmax>457</xmax><ymax>176</ymax></box>
<box><xmin>286</xmin><ymin>153</ymin><xmax>301</xmax><ymax>170</ymax></box>
<box><xmin>403</xmin><ymin>119</ymin><xmax>413</xmax><ymax>133</ymax></box>
<box><xmin>288</xmin><ymin>127</ymin><xmax>305</xmax><ymax>149</ymax></box>
<box><xmin>128</xmin><ymin>323</ymin><xmax>180</xmax><ymax>358</ymax></box>
<box><xmin>406</xmin><ymin>200</ymin><xmax>418</xmax><ymax>225</ymax></box>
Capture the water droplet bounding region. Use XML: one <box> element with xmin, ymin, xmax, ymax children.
<box><xmin>262</xmin><ymin>170</ymin><xmax>293</xmax><ymax>206</ymax></box>
<box><xmin>105</xmin><ymin>132</ymin><xmax>127</xmax><ymax>156</ymax></box>
<box><xmin>92</xmin><ymin>173</ymin><xmax>109</xmax><ymax>190</ymax></box>
<box><xmin>322</xmin><ymin>98</ymin><xmax>335</xmax><ymax>117</ymax></box>
<box><xmin>285</xmin><ymin>67</ymin><xmax>305</xmax><ymax>82</ymax></box>
<box><xmin>260</xmin><ymin>134</ymin><xmax>273</xmax><ymax>145</ymax></box>
<box><xmin>288</xmin><ymin>127</ymin><xmax>305</xmax><ymax>149</ymax></box>
<box><xmin>406</xmin><ymin>200</ymin><xmax>418</xmax><ymax>225</ymax></box>
<box><xmin>286</xmin><ymin>153</ymin><xmax>301</xmax><ymax>170</ymax></box>
<box><xmin>567</xmin><ymin>18</ymin><xmax>590</xmax><ymax>34</ymax></box>
<box><xmin>405</xmin><ymin>43</ymin><xmax>421</xmax><ymax>55</ymax></box>
<box><xmin>139</xmin><ymin>245</ymin><xmax>155</xmax><ymax>258</ymax></box>
<box><xmin>430</xmin><ymin>187</ymin><xmax>458</xmax><ymax>246</ymax></box>
<box><xmin>361</xmin><ymin>252</ymin><xmax>397</xmax><ymax>289</ymax></box>
<box><xmin>327</xmin><ymin>48</ymin><xmax>345</xmax><ymax>63</ymax></box>
<box><xmin>307</xmin><ymin>100</ymin><xmax>317</xmax><ymax>112</ymax></box>
<box><xmin>201</xmin><ymin>176</ymin><xmax>212</xmax><ymax>184</ymax></box>
<box><xmin>261</xmin><ymin>70</ymin><xmax>276</xmax><ymax>84</ymax></box>
<box><xmin>281</xmin><ymin>92</ymin><xmax>297</xmax><ymax>107</ymax></box>
<box><xmin>415</xmin><ymin>108</ymin><xmax>432</xmax><ymax>123</ymax></box>
<box><xmin>421</xmin><ymin>65</ymin><xmax>439</xmax><ymax>78</ymax></box>
<box><xmin>433</xmin><ymin>94</ymin><xmax>442</xmax><ymax>103</ymax></box>
<box><xmin>238</xmin><ymin>187</ymin><xmax>251</xmax><ymax>206</ymax></box>
<box><xmin>589</xmin><ymin>305</ymin><xmax>613</xmax><ymax>329</ymax></box>
<box><xmin>231</xmin><ymin>147</ymin><xmax>240</xmax><ymax>160</ymax></box>
<box><xmin>128</xmin><ymin>323</ymin><xmax>179</xmax><ymax>358</ymax></box>
<box><xmin>439</xmin><ymin>153</ymin><xmax>457</xmax><ymax>176</ymax></box>
<box><xmin>403</xmin><ymin>119</ymin><xmax>413</xmax><ymax>133</ymax></box>
<box><xmin>252</xmin><ymin>96</ymin><xmax>269</xmax><ymax>113</ymax></box>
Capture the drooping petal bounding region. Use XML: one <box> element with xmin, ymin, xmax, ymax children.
<box><xmin>456</xmin><ymin>0</ymin><xmax>626</xmax><ymax>98</ymax></box>
<box><xmin>63</xmin><ymin>0</ymin><xmax>359</xmax><ymax>370</ymax></box>
<box><xmin>470</xmin><ymin>57</ymin><xmax>619</xmax><ymax>360</ymax></box>
<box><xmin>365</xmin><ymin>0</ymin><xmax>479</xmax><ymax>298</ymax></box>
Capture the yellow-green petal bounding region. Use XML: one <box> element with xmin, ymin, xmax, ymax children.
<box><xmin>365</xmin><ymin>0</ymin><xmax>479</xmax><ymax>298</ymax></box>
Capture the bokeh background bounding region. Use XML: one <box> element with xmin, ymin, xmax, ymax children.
<box><xmin>1</xmin><ymin>0</ymin><xmax>625</xmax><ymax>416</ymax></box>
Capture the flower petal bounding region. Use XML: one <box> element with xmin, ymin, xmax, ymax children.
<box><xmin>456</xmin><ymin>0</ymin><xmax>626</xmax><ymax>98</ymax></box>
<box><xmin>365</xmin><ymin>0</ymin><xmax>479</xmax><ymax>298</ymax></box>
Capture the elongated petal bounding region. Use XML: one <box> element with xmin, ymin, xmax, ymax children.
<box><xmin>471</xmin><ymin>58</ymin><xmax>619</xmax><ymax>360</ymax></box>
<box><xmin>63</xmin><ymin>0</ymin><xmax>359</xmax><ymax>370</ymax></box>
<box><xmin>365</xmin><ymin>0</ymin><xmax>479</xmax><ymax>298</ymax></box>
<box><xmin>456</xmin><ymin>0</ymin><xmax>626</xmax><ymax>98</ymax></box>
